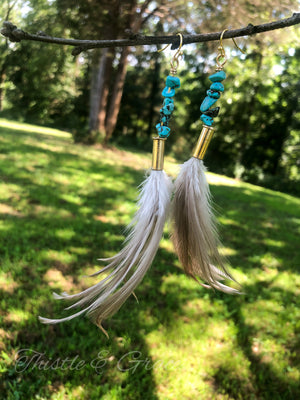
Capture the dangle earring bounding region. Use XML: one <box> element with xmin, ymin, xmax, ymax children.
<box><xmin>172</xmin><ymin>30</ymin><xmax>243</xmax><ymax>293</ymax></box>
<box><xmin>39</xmin><ymin>35</ymin><xmax>184</xmax><ymax>334</ymax></box>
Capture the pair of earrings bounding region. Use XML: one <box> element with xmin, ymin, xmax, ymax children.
<box><xmin>39</xmin><ymin>31</ymin><xmax>241</xmax><ymax>336</ymax></box>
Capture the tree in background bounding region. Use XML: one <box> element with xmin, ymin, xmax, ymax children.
<box><xmin>0</xmin><ymin>0</ymin><xmax>85</xmax><ymax>125</ymax></box>
<box><xmin>0</xmin><ymin>0</ymin><xmax>21</xmax><ymax>111</ymax></box>
<box><xmin>0</xmin><ymin>0</ymin><xmax>299</xmax><ymax>194</ymax></box>
<box><xmin>55</xmin><ymin>0</ymin><xmax>190</xmax><ymax>144</ymax></box>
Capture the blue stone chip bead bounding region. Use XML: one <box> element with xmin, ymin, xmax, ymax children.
<box><xmin>209</xmin><ymin>70</ymin><xmax>226</xmax><ymax>82</ymax></box>
<box><xmin>160</xmin><ymin>103</ymin><xmax>174</xmax><ymax>115</ymax></box>
<box><xmin>160</xmin><ymin>107</ymin><xmax>171</xmax><ymax>116</ymax></box>
<box><xmin>163</xmin><ymin>98</ymin><xmax>174</xmax><ymax>105</ymax></box>
<box><xmin>166</xmin><ymin>75</ymin><xmax>181</xmax><ymax>89</ymax></box>
<box><xmin>162</xmin><ymin>87</ymin><xmax>175</xmax><ymax>97</ymax></box>
<box><xmin>161</xmin><ymin>116</ymin><xmax>168</xmax><ymax>123</ymax></box>
<box><xmin>207</xmin><ymin>89</ymin><xmax>220</xmax><ymax>99</ymax></box>
<box><xmin>210</xmin><ymin>82</ymin><xmax>224</xmax><ymax>92</ymax></box>
<box><xmin>200</xmin><ymin>114</ymin><xmax>214</xmax><ymax>126</ymax></box>
<box><xmin>200</xmin><ymin>96</ymin><xmax>218</xmax><ymax>112</ymax></box>
<box><xmin>156</xmin><ymin>123</ymin><xmax>170</xmax><ymax>138</ymax></box>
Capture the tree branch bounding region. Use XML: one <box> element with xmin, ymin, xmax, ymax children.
<box><xmin>1</xmin><ymin>13</ymin><xmax>299</xmax><ymax>56</ymax></box>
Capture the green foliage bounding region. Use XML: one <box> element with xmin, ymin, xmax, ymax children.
<box><xmin>0</xmin><ymin>0</ymin><xmax>89</xmax><ymax>128</ymax></box>
<box><xmin>114</xmin><ymin>44</ymin><xmax>300</xmax><ymax>195</ymax></box>
<box><xmin>0</xmin><ymin>119</ymin><xmax>299</xmax><ymax>399</ymax></box>
<box><xmin>0</xmin><ymin>1</ymin><xmax>299</xmax><ymax>194</ymax></box>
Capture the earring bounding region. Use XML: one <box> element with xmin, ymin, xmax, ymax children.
<box><xmin>171</xmin><ymin>30</ymin><xmax>242</xmax><ymax>293</ymax></box>
<box><xmin>39</xmin><ymin>35</ymin><xmax>183</xmax><ymax>335</ymax></box>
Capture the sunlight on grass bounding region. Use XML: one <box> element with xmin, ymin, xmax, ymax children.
<box><xmin>1</xmin><ymin>120</ymin><xmax>299</xmax><ymax>400</ymax></box>
<box><xmin>55</xmin><ymin>229</ymin><xmax>75</xmax><ymax>240</ymax></box>
<box><xmin>5</xmin><ymin>309</ymin><xmax>31</xmax><ymax>323</ymax></box>
<box><xmin>68</xmin><ymin>246</ymin><xmax>89</xmax><ymax>255</ymax></box>
<box><xmin>0</xmin><ymin>203</ymin><xmax>23</xmax><ymax>217</ymax></box>
<box><xmin>159</xmin><ymin>237</ymin><xmax>174</xmax><ymax>253</ymax></box>
<box><xmin>0</xmin><ymin>118</ymin><xmax>71</xmax><ymax>138</ymax></box>
<box><xmin>43</xmin><ymin>269</ymin><xmax>75</xmax><ymax>292</ymax></box>
<box><xmin>41</xmin><ymin>249</ymin><xmax>78</xmax><ymax>265</ymax></box>
<box><xmin>0</xmin><ymin>272</ymin><xmax>19</xmax><ymax>293</ymax></box>
<box><xmin>263</xmin><ymin>238</ymin><xmax>284</xmax><ymax>248</ymax></box>
<box><xmin>208</xmin><ymin>172</ymin><xmax>240</xmax><ymax>187</ymax></box>
<box><xmin>220</xmin><ymin>246</ymin><xmax>237</xmax><ymax>256</ymax></box>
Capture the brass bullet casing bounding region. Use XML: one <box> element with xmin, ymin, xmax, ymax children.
<box><xmin>152</xmin><ymin>137</ymin><xmax>166</xmax><ymax>170</ymax></box>
<box><xmin>193</xmin><ymin>125</ymin><xmax>215</xmax><ymax>160</ymax></box>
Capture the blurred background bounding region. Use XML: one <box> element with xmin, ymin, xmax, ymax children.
<box><xmin>0</xmin><ymin>1</ymin><xmax>300</xmax><ymax>400</ymax></box>
<box><xmin>1</xmin><ymin>0</ymin><xmax>299</xmax><ymax>194</ymax></box>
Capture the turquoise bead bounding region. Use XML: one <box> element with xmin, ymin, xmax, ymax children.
<box><xmin>156</xmin><ymin>123</ymin><xmax>170</xmax><ymax>138</ymax></box>
<box><xmin>162</xmin><ymin>87</ymin><xmax>175</xmax><ymax>97</ymax></box>
<box><xmin>161</xmin><ymin>116</ymin><xmax>168</xmax><ymax>123</ymax></box>
<box><xmin>210</xmin><ymin>82</ymin><xmax>224</xmax><ymax>92</ymax></box>
<box><xmin>163</xmin><ymin>98</ymin><xmax>174</xmax><ymax>105</ymax></box>
<box><xmin>207</xmin><ymin>89</ymin><xmax>220</xmax><ymax>99</ymax></box>
<box><xmin>166</xmin><ymin>75</ymin><xmax>180</xmax><ymax>88</ymax></box>
<box><xmin>200</xmin><ymin>114</ymin><xmax>214</xmax><ymax>126</ymax></box>
<box><xmin>200</xmin><ymin>96</ymin><xmax>218</xmax><ymax>112</ymax></box>
<box><xmin>209</xmin><ymin>71</ymin><xmax>226</xmax><ymax>82</ymax></box>
<box><xmin>160</xmin><ymin>104</ymin><xmax>174</xmax><ymax>115</ymax></box>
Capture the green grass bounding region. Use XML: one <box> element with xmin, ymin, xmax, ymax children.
<box><xmin>0</xmin><ymin>118</ymin><xmax>299</xmax><ymax>400</ymax></box>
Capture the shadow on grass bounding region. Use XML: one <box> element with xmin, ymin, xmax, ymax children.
<box><xmin>0</xmin><ymin>126</ymin><xmax>299</xmax><ymax>399</ymax></box>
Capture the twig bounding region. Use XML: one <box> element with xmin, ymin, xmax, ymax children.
<box><xmin>1</xmin><ymin>13</ymin><xmax>299</xmax><ymax>56</ymax></box>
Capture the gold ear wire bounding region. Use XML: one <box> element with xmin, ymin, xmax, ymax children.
<box><xmin>157</xmin><ymin>33</ymin><xmax>183</xmax><ymax>54</ymax></box>
<box><xmin>216</xmin><ymin>28</ymin><xmax>246</xmax><ymax>69</ymax></box>
<box><xmin>220</xmin><ymin>28</ymin><xmax>245</xmax><ymax>54</ymax></box>
<box><xmin>216</xmin><ymin>29</ymin><xmax>228</xmax><ymax>70</ymax></box>
<box><xmin>157</xmin><ymin>43</ymin><xmax>170</xmax><ymax>53</ymax></box>
<box><xmin>173</xmin><ymin>33</ymin><xmax>183</xmax><ymax>60</ymax></box>
<box><xmin>157</xmin><ymin>33</ymin><xmax>183</xmax><ymax>75</ymax></box>
<box><xmin>232</xmin><ymin>37</ymin><xmax>246</xmax><ymax>54</ymax></box>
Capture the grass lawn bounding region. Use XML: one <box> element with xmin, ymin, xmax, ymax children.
<box><xmin>0</xmin><ymin>118</ymin><xmax>299</xmax><ymax>400</ymax></box>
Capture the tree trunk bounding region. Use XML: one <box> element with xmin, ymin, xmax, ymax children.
<box><xmin>0</xmin><ymin>67</ymin><xmax>6</xmax><ymax>112</ymax></box>
<box><xmin>0</xmin><ymin>83</ymin><xmax>3</xmax><ymax>112</ymax></box>
<box><xmin>104</xmin><ymin>46</ymin><xmax>130</xmax><ymax>144</ymax></box>
<box><xmin>88</xmin><ymin>48</ymin><xmax>115</xmax><ymax>141</ymax></box>
<box><xmin>87</xmin><ymin>0</ymin><xmax>147</xmax><ymax>144</ymax></box>
<box><xmin>96</xmin><ymin>49</ymin><xmax>115</xmax><ymax>136</ymax></box>
<box><xmin>88</xmin><ymin>50</ymin><xmax>106</xmax><ymax>133</ymax></box>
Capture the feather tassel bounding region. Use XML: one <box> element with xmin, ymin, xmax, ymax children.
<box><xmin>39</xmin><ymin>140</ymin><xmax>173</xmax><ymax>330</ymax></box>
<box><xmin>172</xmin><ymin>126</ymin><xmax>240</xmax><ymax>293</ymax></box>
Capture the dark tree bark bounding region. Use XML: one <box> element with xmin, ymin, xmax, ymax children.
<box><xmin>88</xmin><ymin>48</ymin><xmax>115</xmax><ymax>140</ymax></box>
<box><xmin>89</xmin><ymin>49</ymin><xmax>108</xmax><ymax>133</ymax></box>
<box><xmin>0</xmin><ymin>68</ymin><xmax>5</xmax><ymax>112</ymax></box>
<box><xmin>104</xmin><ymin>46</ymin><xmax>130</xmax><ymax>144</ymax></box>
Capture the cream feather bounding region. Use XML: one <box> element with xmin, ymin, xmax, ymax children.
<box><xmin>172</xmin><ymin>157</ymin><xmax>240</xmax><ymax>293</ymax></box>
<box><xmin>39</xmin><ymin>170</ymin><xmax>173</xmax><ymax>331</ymax></box>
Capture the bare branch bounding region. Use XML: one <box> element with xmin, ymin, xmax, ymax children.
<box><xmin>1</xmin><ymin>13</ymin><xmax>299</xmax><ymax>56</ymax></box>
<box><xmin>5</xmin><ymin>0</ymin><xmax>18</xmax><ymax>21</ymax></box>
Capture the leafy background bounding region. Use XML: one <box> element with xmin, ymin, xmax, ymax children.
<box><xmin>0</xmin><ymin>1</ymin><xmax>300</xmax><ymax>399</ymax></box>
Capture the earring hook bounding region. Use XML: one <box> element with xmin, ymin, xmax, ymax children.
<box><xmin>220</xmin><ymin>29</ymin><xmax>245</xmax><ymax>54</ymax></box>
<box><xmin>157</xmin><ymin>32</ymin><xmax>183</xmax><ymax>54</ymax></box>
<box><xmin>216</xmin><ymin>28</ymin><xmax>245</xmax><ymax>69</ymax></box>
<box><xmin>158</xmin><ymin>33</ymin><xmax>183</xmax><ymax>75</ymax></box>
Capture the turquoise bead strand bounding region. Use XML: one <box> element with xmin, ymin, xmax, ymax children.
<box><xmin>156</xmin><ymin>75</ymin><xmax>180</xmax><ymax>138</ymax></box>
<box><xmin>199</xmin><ymin>70</ymin><xmax>226</xmax><ymax>126</ymax></box>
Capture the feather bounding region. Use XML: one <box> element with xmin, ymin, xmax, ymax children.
<box><xmin>39</xmin><ymin>169</ymin><xmax>173</xmax><ymax>329</ymax></box>
<box><xmin>171</xmin><ymin>157</ymin><xmax>240</xmax><ymax>293</ymax></box>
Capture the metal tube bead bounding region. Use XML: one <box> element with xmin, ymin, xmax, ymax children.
<box><xmin>192</xmin><ymin>125</ymin><xmax>215</xmax><ymax>160</ymax></box>
<box><xmin>152</xmin><ymin>137</ymin><xmax>166</xmax><ymax>170</ymax></box>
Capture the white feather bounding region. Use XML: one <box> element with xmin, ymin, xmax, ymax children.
<box><xmin>172</xmin><ymin>157</ymin><xmax>240</xmax><ymax>294</ymax></box>
<box><xmin>39</xmin><ymin>170</ymin><xmax>173</xmax><ymax>329</ymax></box>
